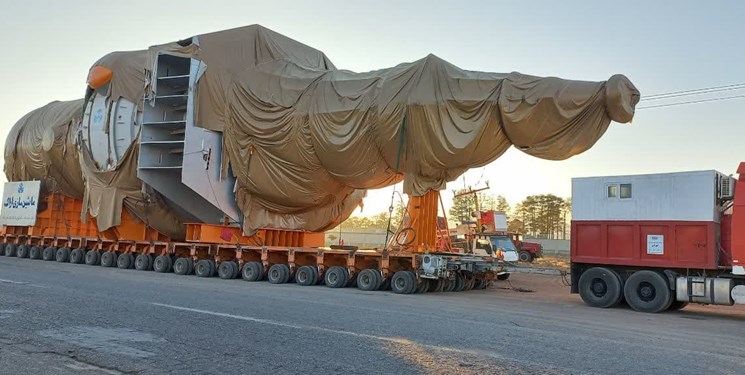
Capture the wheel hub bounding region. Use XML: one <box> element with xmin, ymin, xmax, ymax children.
<box><xmin>591</xmin><ymin>278</ymin><xmax>607</xmax><ymax>297</ymax></box>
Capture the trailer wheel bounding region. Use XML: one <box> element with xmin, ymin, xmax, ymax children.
<box><xmin>117</xmin><ymin>253</ymin><xmax>133</xmax><ymax>269</ymax></box>
<box><xmin>496</xmin><ymin>273</ymin><xmax>510</xmax><ymax>281</ymax></box>
<box><xmin>268</xmin><ymin>264</ymin><xmax>291</xmax><ymax>284</ymax></box>
<box><xmin>453</xmin><ymin>274</ymin><xmax>466</xmax><ymax>292</ymax></box>
<box><xmin>135</xmin><ymin>254</ymin><xmax>153</xmax><ymax>271</ymax></box>
<box><xmin>218</xmin><ymin>261</ymin><xmax>236</xmax><ymax>279</ymax></box>
<box><xmin>391</xmin><ymin>271</ymin><xmax>417</xmax><ymax>294</ymax></box>
<box><xmin>69</xmin><ymin>248</ymin><xmax>83</xmax><ymax>264</ymax></box>
<box><xmin>241</xmin><ymin>261</ymin><xmax>264</xmax><ymax>281</ymax></box>
<box><xmin>445</xmin><ymin>278</ymin><xmax>456</xmax><ymax>292</ymax></box>
<box><xmin>379</xmin><ymin>276</ymin><xmax>391</xmax><ymax>291</ymax></box>
<box><xmin>416</xmin><ymin>279</ymin><xmax>430</xmax><ymax>294</ymax></box>
<box><xmin>5</xmin><ymin>244</ymin><xmax>17</xmax><ymax>257</ymax></box>
<box><xmin>0</xmin><ymin>244</ymin><xmax>5</xmax><ymax>256</ymax></box>
<box><xmin>195</xmin><ymin>259</ymin><xmax>213</xmax><ymax>277</ymax></box>
<box><xmin>578</xmin><ymin>267</ymin><xmax>622</xmax><ymax>308</ymax></box>
<box><xmin>324</xmin><ymin>266</ymin><xmax>347</xmax><ymax>288</ymax></box>
<box><xmin>29</xmin><ymin>246</ymin><xmax>42</xmax><ymax>260</ymax></box>
<box><xmin>100</xmin><ymin>251</ymin><xmax>116</xmax><ymax>267</ymax></box>
<box><xmin>667</xmin><ymin>300</ymin><xmax>688</xmax><ymax>311</ymax></box>
<box><xmin>295</xmin><ymin>266</ymin><xmax>317</xmax><ymax>286</ymax></box>
<box><xmin>519</xmin><ymin>251</ymin><xmax>533</xmax><ymax>262</ymax></box>
<box><xmin>153</xmin><ymin>255</ymin><xmax>173</xmax><ymax>273</ymax></box>
<box><xmin>173</xmin><ymin>258</ymin><xmax>190</xmax><ymax>275</ymax></box>
<box><xmin>464</xmin><ymin>275</ymin><xmax>476</xmax><ymax>291</ymax></box>
<box><xmin>85</xmin><ymin>250</ymin><xmax>100</xmax><ymax>265</ymax></box>
<box><xmin>16</xmin><ymin>245</ymin><xmax>29</xmax><ymax>258</ymax></box>
<box><xmin>42</xmin><ymin>247</ymin><xmax>56</xmax><ymax>261</ymax></box>
<box><xmin>623</xmin><ymin>270</ymin><xmax>673</xmax><ymax>313</ymax></box>
<box><xmin>357</xmin><ymin>269</ymin><xmax>382</xmax><ymax>291</ymax></box>
<box><xmin>55</xmin><ymin>247</ymin><xmax>70</xmax><ymax>262</ymax></box>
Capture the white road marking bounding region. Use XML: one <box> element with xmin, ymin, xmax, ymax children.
<box><xmin>0</xmin><ymin>278</ymin><xmax>27</xmax><ymax>285</ymax></box>
<box><xmin>150</xmin><ymin>302</ymin><xmax>506</xmax><ymax>359</ymax></box>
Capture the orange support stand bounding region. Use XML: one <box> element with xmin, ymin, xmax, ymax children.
<box><xmin>403</xmin><ymin>190</ymin><xmax>442</xmax><ymax>253</ymax></box>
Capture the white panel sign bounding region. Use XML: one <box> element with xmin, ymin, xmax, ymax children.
<box><xmin>646</xmin><ymin>235</ymin><xmax>664</xmax><ymax>255</ymax></box>
<box><xmin>0</xmin><ymin>181</ymin><xmax>41</xmax><ymax>226</ymax></box>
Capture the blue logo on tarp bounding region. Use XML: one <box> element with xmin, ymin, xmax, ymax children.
<box><xmin>17</xmin><ymin>183</ymin><xmax>24</xmax><ymax>194</ymax></box>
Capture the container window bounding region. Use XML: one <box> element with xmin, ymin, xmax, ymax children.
<box><xmin>607</xmin><ymin>185</ymin><xmax>617</xmax><ymax>198</ymax></box>
<box><xmin>620</xmin><ymin>183</ymin><xmax>632</xmax><ymax>199</ymax></box>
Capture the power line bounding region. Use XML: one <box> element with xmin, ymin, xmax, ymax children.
<box><xmin>640</xmin><ymin>85</ymin><xmax>745</xmax><ymax>101</ymax></box>
<box><xmin>643</xmin><ymin>82</ymin><xmax>745</xmax><ymax>99</ymax></box>
<box><xmin>636</xmin><ymin>94</ymin><xmax>745</xmax><ymax>110</ymax></box>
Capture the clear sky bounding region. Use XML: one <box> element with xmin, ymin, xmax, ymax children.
<box><xmin>1</xmin><ymin>1</ymin><xmax>744</xmax><ymax>217</ymax></box>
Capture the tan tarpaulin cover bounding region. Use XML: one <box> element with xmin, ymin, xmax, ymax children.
<box><xmin>4</xmin><ymin>99</ymin><xmax>85</xmax><ymax>197</ymax></box>
<box><xmin>4</xmin><ymin>25</ymin><xmax>639</xmax><ymax>237</ymax></box>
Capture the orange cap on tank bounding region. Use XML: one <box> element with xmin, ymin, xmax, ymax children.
<box><xmin>87</xmin><ymin>66</ymin><xmax>113</xmax><ymax>89</ymax></box>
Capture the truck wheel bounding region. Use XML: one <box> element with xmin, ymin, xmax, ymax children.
<box><xmin>445</xmin><ymin>278</ymin><xmax>456</xmax><ymax>292</ymax></box>
<box><xmin>43</xmin><ymin>247</ymin><xmax>56</xmax><ymax>261</ymax></box>
<box><xmin>16</xmin><ymin>245</ymin><xmax>29</xmax><ymax>258</ymax></box>
<box><xmin>268</xmin><ymin>264</ymin><xmax>291</xmax><ymax>284</ymax></box>
<box><xmin>0</xmin><ymin>244</ymin><xmax>5</xmax><ymax>256</ymax></box>
<box><xmin>29</xmin><ymin>246</ymin><xmax>42</xmax><ymax>260</ymax></box>
<box><xmin>497</xmin><ymin>273</ymin><xmax>510</xmax><ymax>281</ymax></box>
<box><xmin>324</xmin><ymin>266</ymin><xmax>347</xmax><ymax>288</ymax></box>
<box><xmin>391</xmin><ymin>271</ymin><xmax>417</xmax><ymax>294</ymax></box>
<box><xmin>519</xmin><ymin>251</ymin><xmax>533</xmax><ymax>262</ymax></box>
<box><xmin>135</xmin><ymin>254</ymin><xmax>153</xmax><ymax>271</ymax></box>
<box><xmin>357</xmin><ymin>269</ymin><xmax>382</xmax><ymax>291</ymax></box>
<box><xmin>117</xmin><ymin>253</ymin><xmax>133</xmax><ymax>269</ymax></box>
<box><xmin>623</xmin><ymin>270</ymin><xmax>673</xmax><ymax>313</ymax></box>
<box><xmin>667</xmin><ymin>300</ymin><xmax>688</xmax><ymax>311</ymax></box>
<box><xmin>5</xmin><ymin>244</ymin><xmax>17</xmax><ymax>257</ymax></box>
<box><xmin>578</xmin><ymin>267</ymin><xmax>623</xmax><ymax>308</ymax></box>
<box><xmin>153</xmin><ymin>255</ymin><xmax>173</xmax><ymax>273</ymax></box>
<box><xmin>241</xmin><ymin>261</ymin><xmax>264</xmax><ymax>281</ymax></box>
<box><xmin>295</xmin><ymin>266</ymin><xmax>317</xmax><ymax>286</ymax></box>
<box><xmin>379</xmin><ymin>276</ymin><xmax>391</xmax><ymax>291</ymax></box>
<box><xmin>85</xmin><ymin>250</ymin><xmax>100</xmax><ymax>265</ymax></box>
<box><xmin>416</xmin><ymin>279</ymin><xmax>430</xmax><ymax>294</ymax></box>
<box><xmin>55</xmin><ymin>247</ymin><xmax>70</xmax><ymax>262</ymax></box>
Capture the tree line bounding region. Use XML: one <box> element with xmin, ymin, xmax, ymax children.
<box><xmin>336</xmin><ymin>192</ymin><xmax>571</xmax><ymax>240</ymax></box>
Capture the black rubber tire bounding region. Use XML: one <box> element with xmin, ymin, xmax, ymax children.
<box><xmin>623</xmin><ymin>270</ymin><xmax>673</xmax><ymax>313</ymax></box>
<box><xmin>578</xmin><ymin>267</ymin><xmax>623</xmax><ymax>308</ymax></box>
<box><xmin>496</xmin><ymin>273</ymin><xmax>510</xmax><ymax>281</ymax></box>
<box><xmin>478</xmin><ymin>279</ymin><xmax>489</xmax><ymax>289</ymax></box>
<box><xmin>518</xmin><ymin>251</ymin><xmax>533</xmax><ymax>262</ymax></box>
<box><xmin>186</xmin><ymin>257</ymin><xmax>194</xmax><ymax>274</ymax></box>
<box><xmin>195</xmin><ymin>259</ymin><xmax>214</xmax><ymax>277</ymax></box>
<box><xmin>391</xmin><ymin>271</ymin><xmax>417</xmax><ymax>294</ymax></box>
<box><xmin>324</xmin><ymin>266</ymin><xmax>348</xmax><ymax>288</ymax></box>
<box><xmin>453</xmin><ymin>274</ymin><xmax>466</xmax><ymax>292</ymax></box>
<box><xmin>295</xmin><ymin>266</ymin><xmax>316</xmax><ymax>286</ymax></box>
<box><xmin>416</xmin><ymin>279</ymin><xmax>430</xmax><ymax>294</ymax></box>
<box><xmin>173</xmin><ymin>258</ymin><xmax>191</xmax><ymax>275</ymax></box>
<box><xmin>445</xmin><ymin>278</ymin><xmax>457</xmax><ymax>292</ymax></box>
<box><xmin>667</xmin><ymin>299</ymin><xmax>689</xmax><ymax>311</ymax></box>
<box><xmin>29</xmin><ymin>246</ymin><xmax>42</xmax><ymax>260</ymax></box>
<box><xmin>42</xmin><ymin>247</ymin><xmax>56</xmax><ymax>261</ymax></box>
<box><xmin>85</xmin><ymin>250</ymin><xmax>100</xmax><ymax>265</ymax></box>
<box><xmin>117</xmin><ymin>253</ymin><xmax>133</xmax><ymax>269</ymax></box>
<box><xmin>70</xmin><ymin>248</ymin><xmax>83</xmax><ymax>264</ymax></box>
<box><xmin>5</xmin><ymin>244</ymin><xmax>17</xmax><ymax>257</ymax></box>
<box><xmin>268</xmin><ymin>264</ymin><xmax>291</xmax><ymax>284</ymax></box>
<box><xmin>153</xmin><ymin>255</ymin><xmax>173</xmax><ymax>273</ymax></box>
<box><xmin>241</xmin><ymin>261</ymin><xmax>264</xmax><ymax>281</ymax></box>
<box><xmin>428</xmin><ymin>278</ymin><xmax>442</xmax><ymax>293</ymax></box>
<box><xmin>100</xmin><ymin>251</ymin><xmax>116</xmax><ymax>267</ymax></box>
<box><xmin>0</xmin><ymin>243</ymin><xmax>5</xmax><ymax>256</ymax></box>
<box><xmin>135</xmin><ymin>254</ymin><xmax>152</xmax><ymax>271</ymax></box>
<box><xmin>55</xmin><ymin>247</ymin><xmax>70</xmax><ymax>262</ymax></box>
<box><xmin>218</xmin><ymin>261</ymin><xmax>237</xmax><ymax>279</ymax></box>
<box><xmin>16</xmin><ymin>245</ymin><xmax>29</xmax><ymax>258</ymax></box>
<box><xmin>357</xmin><ymin>269</ymin><xmax>382</xmax><ymax>291</ymax></box>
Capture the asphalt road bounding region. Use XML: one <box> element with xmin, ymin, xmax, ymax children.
<box><xmin>1</xmin><ymin>256</ymin><xmax>744</xmax><ymax>375</ymax></box>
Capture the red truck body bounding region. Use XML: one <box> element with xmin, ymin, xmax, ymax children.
<box><xmin>569</xmin><ymin>164</ymin><xmax>745</xmax><ymax>313</ymax></box>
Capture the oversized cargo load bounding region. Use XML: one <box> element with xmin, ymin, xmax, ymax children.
<box><xmin>4</xmin><ymin>25</ymin><xmax>639</xmax><ymax>240</ymax></box>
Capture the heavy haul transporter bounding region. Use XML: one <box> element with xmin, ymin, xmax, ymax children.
<box><xmin>571</xmin><ymin>164</ymin><xmax>745</xmax><ymax>312</ymax></box>
<box><xmin>0</xmin><ymin>25</ymin><xmax>639</xmax><ymax>295</ymax></box>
